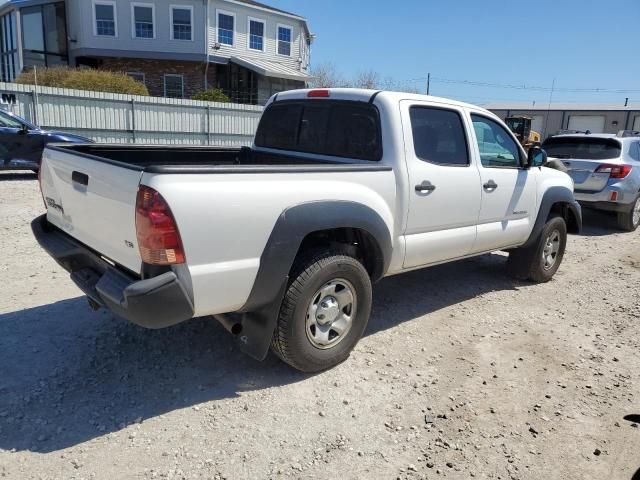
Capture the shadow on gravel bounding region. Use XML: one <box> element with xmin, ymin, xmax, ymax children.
<box><xmin>0</xmin><ymin>253</ymin><xmax>520</xmax><ymax>453</ymax></box>
<box><xmin>579</xmin><ymin>208</ymin><xmax>624</xmax><ymax>236</ymax></box>
<box><xmin>0</xmin><ymin>172</ymin><xmax>38</xmax><ymax>181</ymax></box>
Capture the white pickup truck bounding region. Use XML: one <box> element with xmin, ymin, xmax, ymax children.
<box><xmin>33</xmin><ymin>88</ymin><xmax>581</xmax><ymax>372</ymax></box>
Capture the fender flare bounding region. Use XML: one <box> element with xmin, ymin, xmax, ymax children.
<box><xmin>233</xmin><ymin>200</ymin><xmax>393</xmax><ymax>361</ymax></box>
<box><xmin>521</xmin><ymin>186</ymin><xmax>582</xmax><ymax>249</ymax></box>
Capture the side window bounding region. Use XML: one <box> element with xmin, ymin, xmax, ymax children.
<box><xmin>471</xmin><ymin>114</ymin><xmax>522</xmax><ymax>168</ymax></box>
<box><xmin>409</xmin><ymin>107</ymin><xmax>469</xmax><ymax>166</ymax></box>
<box><xmin>631</xmin><ymin>142</ymin><xmax>640</xmax><ymax>162</ymax></box>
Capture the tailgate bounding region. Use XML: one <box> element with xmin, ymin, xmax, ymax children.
<box><xmin>554</xmin><ymin>158</ymin><xmax>610</xmax><ymax>192</ymax></box>
<box><xmin>40</xmin><ymin>146</ymin><xmax>143</xmax><ymax>274</ymax></box>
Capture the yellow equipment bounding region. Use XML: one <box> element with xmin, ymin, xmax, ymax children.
<box><xmin>505</xmin><ymin>116</ymin><xmax>541</xmax><ymax>150</ymax></box>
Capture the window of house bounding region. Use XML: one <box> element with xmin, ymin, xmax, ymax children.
<box><xmin>127</xmin><ymin>72</ymin><xmax>145</xmax><ymax>84</ymax></box>
<box><xmin>164</xmin><ymin>74</ymin><xmax>184</xmax><ymax>98</ymax></box>
<box><xmin>277</xmin><ymin>25</ymin><xmax>292</xmax><ymax>56</ymax></box>
<box><xmin>94</xmin><ymin>1</ymin><xmax>116</xmax><ymax>37</ymax></box>
<box><xmin>217</xmin><ymin>11</ymin><xmax>234</xmax><ymax>46</ymax></box>
<box><xmin>471</xmin><ymin>114</ymin><xmax>522</xmax><ymax>168</ymax></box>
<box><xmin>409</xmin><ymin>107</ymin><xmax>469</xmax><ymax>166</ymax></box>
<box><xmin>0</xmin><ymin>11</ymin><xmax>19</xmax><ymax>81</ymax></box>
<box><xmin>248</xmin><ymin>18</ymin><xmax>265</xmax><ymax>51</ymax></box>
<box><xmin>132</xmin><ymin>3</ymin><xmax>154</xmax><ymax>39</ymax></box>
<box><xmin>171</xmin><ymin>6</ymin><xmax>192</xmax><ymax>41</ymax></box>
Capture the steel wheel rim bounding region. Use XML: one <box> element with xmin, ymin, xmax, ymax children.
<box><xmin>633</xmin><ymin>198</ymin><xmax>640</xmax><ymax>227</ymax></box>
<box><xmin>305</xmin><ymin>278</ymin><xmax>356</xmax><ymax>350</ymax></box>
<box><xmin>542</xmin><ymin>229</ymin><xmax>561</xmax><ymax>270</ymax></box>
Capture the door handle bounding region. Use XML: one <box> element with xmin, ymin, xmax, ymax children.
<box><xmin>72</xmin><ymin>171</ymin><xmax>89</xmax><ymax>186</ymax></box>
<box><xmin>415</xmin><ymin>181</ymin><xmax>436</xmax><ymax>193</ymax></box>
<box><xmin>483</xmin><ymin>180</ymin><xmax>498</xmax><ymax>191</ymax></box>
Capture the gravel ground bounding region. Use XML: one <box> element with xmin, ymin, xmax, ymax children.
<box><xmin>1</xmin><ymin>171</ymin><xmax>639</xmax><ymax>480</ymax></box>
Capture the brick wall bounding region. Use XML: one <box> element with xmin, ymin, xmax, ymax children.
<box><xmin>97</xmin><ymin>57</ymin><xmax>215</xmax><ymax>99</ymax></box>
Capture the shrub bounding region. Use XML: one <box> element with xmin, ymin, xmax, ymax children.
<box><xmin>191</xmin><ymin>88</ymin><xmax>230</xmax><ymax>103</ymax></box>
<box><xmin>16</xmin><ymin>67</ymin><xmax>149</xmax><ymax>96</ymax></box>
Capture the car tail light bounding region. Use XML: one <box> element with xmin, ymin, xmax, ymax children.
<box><xmin>307</xmin><ymin>89</ymin><xmax>330</xmax><ymax>98</ymax></box>
<box><xmin>595</xmin><ymin>164</ymin><xmax>632</xmax><ymax>179</ymax></box>
<box><xmin>135</xmin><ymin>186</ymin><xmax>185</xmax><ymax>265</ymax></box>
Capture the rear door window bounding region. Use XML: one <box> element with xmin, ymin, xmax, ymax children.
<box><xmin>409</xmin><ymin>106</ymin><xmax>469</xmax><ymax>166</ymax></box>
<box><xmin>255</xmin><ymin>101</ymin><xmax>382</xmax><ymax>161</ymax></box>
<box><xmin>542</xmin><ymin>137</ymin><xmax>621</xmax><ymax>160</ymax></box>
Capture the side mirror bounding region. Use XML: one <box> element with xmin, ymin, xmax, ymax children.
<box><xmin>527</xmin><ymin>146</ymin><xmax>547</xmax><ymax>169</ymax></box>
<box><xmin>18</xmin><ymin>123</ymin><xmax>29</xmax><ymax>134</ymax></box>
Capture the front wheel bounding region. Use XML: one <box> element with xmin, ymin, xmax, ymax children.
<box><xmin>271</xmin><ymin>251</ymin><xmax>372</xmax><ymax>372</ymax></box>
<box><xmin>617</xmin><ymin>195</ymin><xmax>640</xmax><ymax>232</ymax></box>
<box><xmin>508</xmin><ymin>216</ymin><xmax>568</xmax><ymax>283</ymax></box>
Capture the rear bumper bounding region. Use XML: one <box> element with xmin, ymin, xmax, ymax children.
<box><xmin>31</xmin><ymin>214</ymin><xmax>194</xmax><ymax>329</ymax></box>
<box><xmin>574</xmin><ymin>182</ymin><xmax>637</xmax><ymax>212</ymax></box>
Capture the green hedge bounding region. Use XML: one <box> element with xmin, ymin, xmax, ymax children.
<box><xmin>191</xmin><ymin>88</ymin><xmax>230</xmax><ymax>103</ymax></box>
<box><xmin>16</xmin><ymin>67</ymin><xmax>149</xmax><ymax>96</ymax></box>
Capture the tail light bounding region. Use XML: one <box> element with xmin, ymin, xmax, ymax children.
<box><xmin>595</xmin><ymin>164</ymin><xmax>632</xmax><ymax>179</ymax></box>
<box><xmin>135</xmin><ymin>186</ymin><xmax>185</xmax><ymax>265</ymax></box>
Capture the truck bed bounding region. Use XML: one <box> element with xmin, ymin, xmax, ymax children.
<box><xmin>47</xmin><ymin>144</ymin><xmax>384</xmax><ymax>174</ymax></box>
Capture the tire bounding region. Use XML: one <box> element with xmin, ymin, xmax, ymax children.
<box><xmin>271</xmin><ymin>250</ymin><xmax>372</xmax><ymax>372</ymax></box>
<box><xmin>617</xmin><ymin>195</ymin><xmax>640</xmax><ymax>232</ymax></box>
<box><xmin>507</xmin><ymin>216</ymin><xmax>567</xmax><ymax>283</ymax></box>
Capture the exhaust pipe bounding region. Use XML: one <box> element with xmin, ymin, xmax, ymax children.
<box><xmin>213</xmin><ymin>314</ymin><xmax>243</xmax><ymax>335</ymax></box>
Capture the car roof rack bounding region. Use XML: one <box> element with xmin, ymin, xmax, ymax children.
<box><xmin>617</xmin><ymin>130</ymin><xmax>640</xmax><ymax>137</ymax></box>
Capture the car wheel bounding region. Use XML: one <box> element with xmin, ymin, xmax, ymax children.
<box><xmin>508</xmin><ymin>216</ymin><xmax>568</xmax><ymax>283</ymax></box>
<box><xmin>617</xmin><ymin>195</ymin><xmax>640</xmax><ymax>232</ymax></box>
<box><xmin>271</xmin><ymin>250</ymin><xmax>372</xmax><ymax>372</ymax></box>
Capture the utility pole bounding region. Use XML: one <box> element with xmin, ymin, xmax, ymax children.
<box><xmin>426</xmin><ymin>73</ymin><xmax>431</xmax><ymax>95</ymax></box>
<box><xmin>542</xmin><ymin>77</ymin><xmax>555</xmax><ymax>139</ymax></box>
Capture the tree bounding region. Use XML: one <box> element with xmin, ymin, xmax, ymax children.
<box><xmin>308</xmin><ymin>62</ymin><xmax>351</xmax><ymax>88</ymax></box>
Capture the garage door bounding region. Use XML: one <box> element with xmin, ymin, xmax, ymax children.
<box><xmin>633</xmin><ymin>115</ymin><xmax>640</xmax><ymax>131</ymax></box>
<box><xmin>531</xmin><ymin>115</ymin><xmax>544</xmax><ymax>134</ymax></box>
<box><xmin>568</xmin><ymin>115</ymin><xmax>605</xmax><ymax>133</ymax></box>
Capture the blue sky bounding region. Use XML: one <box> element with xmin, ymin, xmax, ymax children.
<box><xmin>269</xmin><ymin>0</ymin><xmax>640</xmax><ymax>106</ymax></box>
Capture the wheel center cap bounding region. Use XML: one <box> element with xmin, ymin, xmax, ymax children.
<box><xmin>316</xmin><ymin>296</ymin><xmax>339</xmax><ymax>325</ymax></box>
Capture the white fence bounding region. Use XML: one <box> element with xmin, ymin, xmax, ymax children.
<box><xmin>0</xmin><ymin>82</ymin><xmax>264</xmax><ymax>147</ymax></box>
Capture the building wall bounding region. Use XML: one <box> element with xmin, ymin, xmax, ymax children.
<box><xmin>208</xmin><ymin>0</ymin><xmax>308</xmax><ymax>72</ymax></box>
<box><xmin>491</xmin><ymin>109</ymin><xmax>640</xmax><ymax>139</ymax></box>
<box><xmin>67</xmin><ymin>0</ymin><xmax>207</xmax><ymax>62</ymax></box>
<box><xmin>97</xmin><ymin>57</ymin><xmax>215</xmax><ymax>98</ymax></box>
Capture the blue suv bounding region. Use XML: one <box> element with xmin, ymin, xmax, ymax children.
<box><xmin>0</xmin><ymin>109</ymin><xmax>92</xmax><ymax>172</ymax></box>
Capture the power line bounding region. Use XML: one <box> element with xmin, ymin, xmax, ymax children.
<box><xmin>404</xmin><ymin>75</ymin><xmax>640</xmax><ymax>94</ymax></box>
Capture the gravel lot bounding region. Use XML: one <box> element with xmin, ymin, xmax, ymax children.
<box><xmin>1</xmin><ymin>171</ymin><xmax>639</xmax><ymax>480</ymax></box>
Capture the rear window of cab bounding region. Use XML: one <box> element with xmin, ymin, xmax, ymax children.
<box><xmin>255</xmin><ymin>100</ymin><xmax>382</xmax><ymax>161</ymax></box>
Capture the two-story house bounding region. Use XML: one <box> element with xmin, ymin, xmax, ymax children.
<box><xmin>0</xmin><ymin>0</ymin><xmax>313</xmax><ymax>103</ymax></box>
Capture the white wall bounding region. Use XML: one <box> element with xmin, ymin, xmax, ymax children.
<box><xmin>208</xmin><ymin>0</ymin><xmax>308</xmax><ymax>71</ymax></box>
<box><xmin>68</xmin><ymin>0</ymin><xmax>207</xmax><ymax>58</ymax></box>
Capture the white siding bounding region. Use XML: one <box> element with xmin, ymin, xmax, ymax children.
<box><xmin>68</xmin><ymin>0</ymin><xmax>207</xmax><ymax>58</ymax></box>
<box><xmin>208</xmin><ymin>0</ymin><xmax>308</xmax><ymax>72</ymax></box>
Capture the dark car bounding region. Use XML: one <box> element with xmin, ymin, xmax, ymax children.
<box><xmin>0</xmin><ymin>109</ymin><xmax>92</xmax><ymax>171</ymax></box>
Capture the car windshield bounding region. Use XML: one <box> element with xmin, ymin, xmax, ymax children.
<box><xmin>0</xmin><ymin>110</ymin><xmax>26</xmax><ymax>129</ymax></box>
<box><xmin>542</xmin><ymin>137</ymin><xmax>621</xmax><ymax>160</ymax></box>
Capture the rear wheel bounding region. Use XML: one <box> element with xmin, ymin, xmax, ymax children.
<box><xmin>617</xmin><ymin>195</ymin><xmax>640</xmax><ymax>232</ymax></box>
<box><xmin>508</xmin><ymin>216</ymin><xmax>567</xmax><ymax>283</ymax></box>
<box><xmin>271</xmin><ymin>251</ymin><xmax>372</xmax><ymax>372</ymax></box>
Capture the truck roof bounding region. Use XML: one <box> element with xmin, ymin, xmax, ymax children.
<box><xmin>271</xmin><ymin>88</ymin><xmax>495</xmax><ymax>115</ymax></box>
